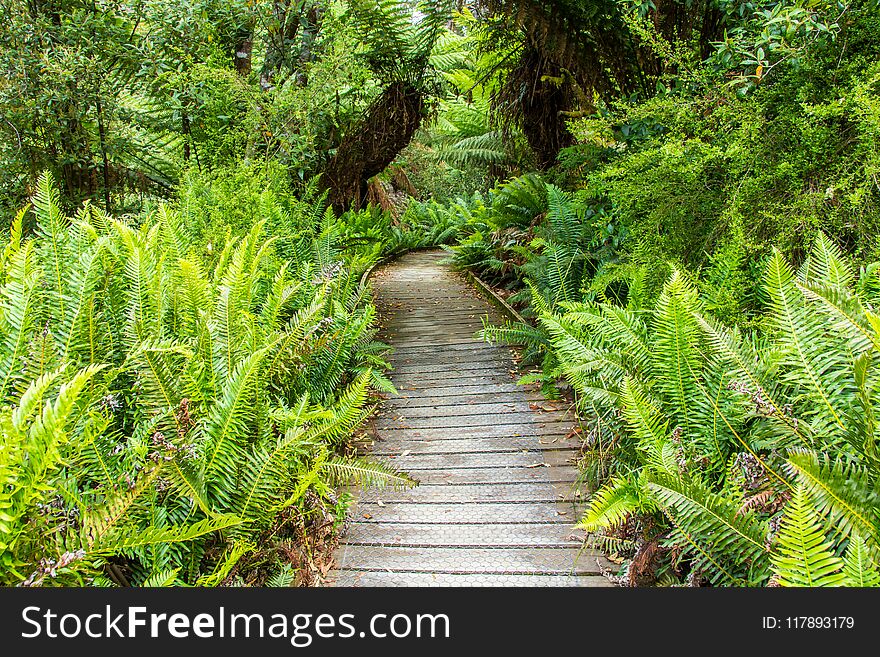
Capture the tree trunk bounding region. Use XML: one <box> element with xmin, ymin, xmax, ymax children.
<box><xmin>322</xmin><ymin>82</ymin><xmax>426</xmax><ymax>212</ymax></box>
<box><xmin>500</xmin><ymin>48</ymin><xmax>575</xmax><ymax>170</ymax></box>
<box><xmin>233</xmin><ymin>27</ymin><xmax>254</xmax><ymax>77</ymax></box>
<box><xmin>95</xmin><ymin>95</ymin><xmax>112</xmax><ymax>211</ymax></box>
<box><xmin>260</xmin><ymin>0</ymin><xmax>303</xmax><ymax>89</ymax></box>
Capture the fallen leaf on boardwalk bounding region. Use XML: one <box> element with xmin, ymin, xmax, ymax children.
<box><xmin>377</xmin><ymin>500</ymin><xmax>385</xmax><ymax>506</ymax></box>
<box><xmin>556</xmin><ymin>511</ymin><xmax>568</xmax><ymax>516</ymax></box>
<box><xmin>565</xmin><ymin>426</ymin><xmax>585</xmax><ymax>439</ymax></box>
<box><xmin>525</xmin><ymin>463</ymin><xmax>550</xmax><ymax>468</ymax></box>
<box><xmin>399</xmin><ymin>450</ymin><xmax>411</xmax><ymax>457</ymax></box>
<box><xmin>362</xmin><ymin>513</ymin><xmax>373</xmax><ymax>519</ymax></box>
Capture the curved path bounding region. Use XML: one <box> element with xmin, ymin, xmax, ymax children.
<box><xmin>329</xmin><ymin>250</ymin><xmax>610</xmax><ymax>586</ymax></box>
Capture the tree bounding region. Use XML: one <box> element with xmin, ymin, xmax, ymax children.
<box><xmin>321</xmin><ymin>0</ymin><xmax>456</xmax><ymax>211</ymax></box>
<box><xmin>0</xmin><ymin>0</ymin><xmax>142</xmax><ymax>208</ymax></box>
<box><xmin>476</xmin><ymin>0</ymin><xmax>726</xmax><ymax>168</ymax></box>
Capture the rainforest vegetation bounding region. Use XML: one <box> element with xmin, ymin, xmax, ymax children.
<box><xmin>1</xmin><ymin>0</ymin><xmax>880</xmax><ymax>587</ymax></box>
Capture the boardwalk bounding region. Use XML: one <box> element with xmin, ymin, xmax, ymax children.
<box><xmin>329</xmin><ymin>250</ymin><xmax>610</xmax><ymax>586</ymax></box>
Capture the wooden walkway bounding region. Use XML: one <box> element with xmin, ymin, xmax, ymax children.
<box><xmin>328</xmin><ymin>250</ymin><xmax>610</xmax><ymax>586</ymax></box>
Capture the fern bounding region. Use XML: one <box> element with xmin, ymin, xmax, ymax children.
<box><xmin>32</xmin><ymin>172</ymin><xmax>69</xmax><ymax>326</ymax></box>
<box><xmin>842</xmin><ymin>535</ymin><xmax>880</xmax><ymax>587</ymax></box>
<box><xmin>647</xmin><ymin>473</ymin><xmax>772</xmax><ymax>585</ymax></box>
<box><xmin>0</xmin><ymin>176</ymin><xmax>399</xmax><ymax>586</ymax></box>
<box><xmin>266</xmin><ymin>564</ymin><xmax>296</xmax><ymax>588</ymax></box>
<box><xmin>141</xmin><ymin>568</ymin><xmax>182</xmax><ymax>588</ymax></box>
<box><xmin>765</xmin><ymin>249</ymin><xmax>853</xmax><ymax>434</ymax></box>
<box><xmin>784</xmin><ymin>449</ymin><xmax>880</xmax><ymax>553</ymax></box>
<box><xmin>578</xmin><ymin>476</ymin><xmax>644</xmax><ymax>532</ymax></box>
<box><xmin>0</xmin><ymin>243</ymin><xmax>42</xmax><ymax>400</ymax></box>
<box><xmin>322</xmin><ymin>455</ymin><xmax>417</xmax><ymax>490</ymax></box>
<box><xmin>771</xmin><ymin>485</ymin><xmax>844</xmax><ymax>587</ymax></box>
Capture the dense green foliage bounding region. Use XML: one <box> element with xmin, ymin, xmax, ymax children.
<box><xmin>4</xmin><ymin>0</ymin><xmax>880</xmax><ymax>587</ymax></box>
<box><xmin>0</xmin><ymin>172</ymin><xmax>413</xmax><ymax>586</ymax></box>
<box><xmin>436</xmin><ymin>1</ymin><xmax>880</xmax><ymax>586</ymax></box>
<box><xmin>551</xmin><ymin>235</ymin><xmax>880</xmax><ymax>586</ymax></box>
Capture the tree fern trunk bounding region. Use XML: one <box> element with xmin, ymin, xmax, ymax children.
<box><xmin>322</xmin><ymin>82</ymin><xmax>426</xmax><ymax>212</ymax></box>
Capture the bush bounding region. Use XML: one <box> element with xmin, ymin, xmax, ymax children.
<box><xmin>0</xmin><ymin>173</ymin><xmax>410</xmax><ymax>587</ymax></box>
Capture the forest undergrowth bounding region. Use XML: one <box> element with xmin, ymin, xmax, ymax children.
<box><xmin>3</xmin><ymin>0</ymin><xmax>880</xmax><ymax>587</ymax></box>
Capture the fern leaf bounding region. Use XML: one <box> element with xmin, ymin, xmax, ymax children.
<box><xmin>647</xmin><ymin>472</ymin><xmax>771</xmax><ymax>585</ymax></box>
<box><xmin>93</xmin><ymin>515</ymin><xmax>242</xmax><ymax>553</ymax></box>
<box><xmin>784</xmin><ymin>449</ymin><xmax>880</xmax><ymax>552</ymax></box>
<box><xmin>842</xmin><ymin>535</ymin><xmax>880</xmax><ymax>587</ymax></box>
<box><xmin>141</xmin><ymin>568</ymin><xmax>181</xmax><ymax>588</ymax></box>
<box><xmin>771</xmin><ymin>485</ymin><xmax>844</xmax><ymax>587</ymax></box>
<box><xmin>577</xmin><ymin>476</ymin><xmax>642</xmax><ymax>531</ymax></box>
<box><xmin>322</xmin><ymin>456</ymin><xmax>417</xmax><ymax>490</ymax></box>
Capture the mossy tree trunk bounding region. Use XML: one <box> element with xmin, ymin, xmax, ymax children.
<box><xmin>322</xmin><ymin>81</ymin><xmax>426</xmax><ymax>212</ymax></box>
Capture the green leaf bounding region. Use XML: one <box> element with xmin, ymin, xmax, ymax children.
<box><xmin>771</xmin><ymin>485</ymin><xmax>844</xmax><ymax>587</ymax></box>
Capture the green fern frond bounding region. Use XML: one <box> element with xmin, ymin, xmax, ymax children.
<box><xmin>577</xmin><ymin>476</ymin><xmax>643</xmax><ymax>531</ymax></box>
<box><xmin>195</xmin><ymin>542</ymin><xmax>255</xmax><ymax>587</ymax></box>
<box><xmin>0</xmin><ymin>243</ymin><xmax>42</xmax><ymax>401</ymax></box>
<box><xmin>32</xmin><ymin>171</ymin><xmax>69</xmax><ymax>325</ymax></box>
<box><xmin>322</xmin><ymin>456</ymin><xmax>417</xmax><ymax>490</ymax></box>
<box><xmin>651</xmin><ymin>270</ymin><xmax>704</xmax><ymax>441</ymax></box>
<box><xmin>647</xmin><ymin>472</ymin><xmax>771</xmax><ymax>585</ymax></box>
<box><xmin>771</xmin><ymin>485</ymin><xmax>844</xmax><ymax>587</ymax></box>
<box><xmin>797</xmin><ymin>231</ymin><xmax>853</xmax><ymax>288</ymax></box>
<box><xmin>842</xmin><ymin>535</ymin><xmax>880</xmax><ymax>587</ymax></box>
<box><xmin>765</xmin><ymin>249</ymin><xmax>852</xmax><ymax>433</ymax></box>
<box><xmin>784</xmin><ymin>449</ymin><xmax>880</xmax><ymax>552</ymax></box>
<box><xmin>266</xmin><ymin>564</ymin><xmax>296</xmax><ymax>587</ymax></box>
<box><xmin>93</xmin><ymin>515</ymin><xmax>242</xmax><ymax>553</ymax></box>
<box><xmin>201</xmin><ymin>346</ymin><xmax>273</xmax><ymax>508</ymax></box>
<box><xmin>141</xmin><ymin>568</ymin><xmax>181</xmax><ymax>588</ymax></box>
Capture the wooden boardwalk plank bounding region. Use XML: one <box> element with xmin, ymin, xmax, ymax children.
<box><xmin>332</xmin><ymin>572</ymin><xmax>608</xmax><ymax>587</ymax></box>
<box><xmin>333</xmin><ymin>546</ymin><xmax>603</xmax><ymax>575</ymax></box>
